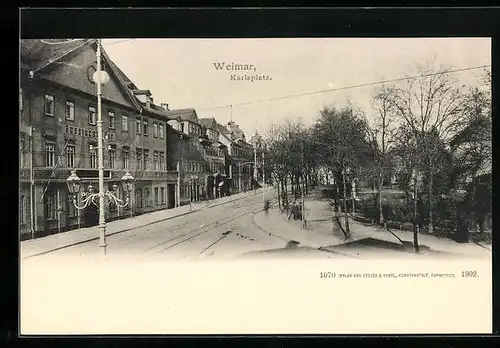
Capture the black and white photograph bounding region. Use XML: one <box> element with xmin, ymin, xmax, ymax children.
<box><xmin>19</xmin><ymin>36</ymin><xmax>492</xmax><ymax>334</ymax></box>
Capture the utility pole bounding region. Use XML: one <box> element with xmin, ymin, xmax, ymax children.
<box><xmin>96</xmin><ymin>39</ymin><xmax>107</xmax><ymax>257</ymax></box>
<box><xmin>413</xmin><ymin>169</ymin><xmax>420</xmax><ymax>253</ymax></box>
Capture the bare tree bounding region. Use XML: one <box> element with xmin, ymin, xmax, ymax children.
<box><xmin>369</xmin><ymin>84</ymin><xmax>398</xmax><ymax>225</ymax></box>
<box><xmin>450</xmin><ymin>70</ymin><xmax>492</xmax><ymax>237</ymax></box>
<box><xmin>389</xmin><ymin>60</ymin><xmax>465</xmax><ymax>234</ymax></box>
<box><xmin>312</xmin><ymin>105</ymin><xmax>372</xmax><ymax>238</ymax></box>
<box><xmin>264</xmin><ymin>118</ymin><xmax>315</xmax><ymax>212</ymax></box>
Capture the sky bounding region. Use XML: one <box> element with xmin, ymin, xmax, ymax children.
<box><xmin>102</xmin><ymin>38</ymin><xmax>490</xmax><ymax>137</ymax></box>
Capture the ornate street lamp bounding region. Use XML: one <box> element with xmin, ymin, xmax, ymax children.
<box><xmin>121</xmin><ymin>171</ymin><xmax>135</xmax><ymax>218</ymax></box>
<box><xmin>66</xmin><ymin>170</ymin><xmax>134</xmax><ymax>252</ymax></box>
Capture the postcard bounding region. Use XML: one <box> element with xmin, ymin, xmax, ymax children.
<box><xmin>19</xmin><ymin>37</ymin><xmax>492</xmax><ymax>335</ymax></box>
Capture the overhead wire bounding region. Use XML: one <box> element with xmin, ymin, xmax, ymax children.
<box><xmin>198</xmin><ymin>64</ymin><xmax>491</xmax><ymax>112</ymax></box>
<box><xmin>32</xmin><ymin>39</ymin><xmax>489</xmax><ymax>116</ymax></box>
<box><xmin>37</xmin><ymin>38</ymin><xmax>136</xmax><ymax>46</ymax></box>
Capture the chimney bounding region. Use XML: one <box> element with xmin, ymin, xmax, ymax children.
<box><xmin>161</xmin><ymin>103</ymin><xmax>170</xmax><ymax>111</ymax></box>
<box><xmin>147</xmin><ymin>97</ymin><xmax>153</xmax><ymax>108</ymax></box>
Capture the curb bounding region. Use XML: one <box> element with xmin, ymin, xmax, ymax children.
<box><xmin>21</xmin><ymin>190</ymin><xmax>264</xmax><ymax>259</ymax></box>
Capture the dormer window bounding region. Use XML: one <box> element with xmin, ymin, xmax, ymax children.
<box><xmin>44</xmin><ymin>94</ymin><xmax>55</xmax><ymax>116</ymax></box>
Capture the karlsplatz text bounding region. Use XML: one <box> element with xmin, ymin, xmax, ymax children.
<box><xmin>230</xmin><ymin>74</ymin><xmax>272</xmax><ymax>82</ymax></box>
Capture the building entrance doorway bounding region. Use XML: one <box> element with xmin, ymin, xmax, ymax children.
<box><xmin>167</xmin><ymin>184</ymin><xmax>176</xmax><ymax>208</ymax></box>
<box><xmin>84</xmin><ymin>204</ymin><xmax>99</xmax><ymax>227</ymax></box>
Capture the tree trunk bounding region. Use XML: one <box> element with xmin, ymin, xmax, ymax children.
<box><xmin>342</xmin><ymin>170</ymin><xmax>350</xmax><ymax>237</ymax></box>
<box><xmin>378</xmin><ymin>174</ymin><xmax>384</xmax><ymax>225</ymax></box>
<box><xmin>428</xmin><ymin>161</ymin><xmax>434</xmax><ymax>234</ymax></box>
<box><xmin>413</xmin><ymin>179</ymin><xmax>420</xmax><ymax>253</ymax></box>
<box><xmin>295</xmin><ymin>174</ymin><xmax>300</xmax><ymax>199</ymax></box>
<box><xmin>276</xmin><ymin>177</ymin><xmax>281</xmax><ymax>211</ymax></box>
<box><xmin>283</xmin><ymin>176</ymin><xmax>288</xmax><ymax>206</ymax></box>
<box><xmin>351</xmin><ymin>179</ymin><xmax>355</xmax><ymax>214</ymax></box>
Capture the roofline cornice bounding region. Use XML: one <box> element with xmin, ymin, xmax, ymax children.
<box><xmin>32</xmin><ymin>39</ymin><xmax>95</xmax><ymax>74</ymax></box>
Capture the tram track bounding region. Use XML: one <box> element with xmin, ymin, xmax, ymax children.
<box><xmin>146</xmin><ymin>197</ymin><xmax>280</xmax><ymax>256</ymax></box>
<box><xmin>24</xmin><ymin>191</ymin><xmax>270</xmax><ymax>259</ymax></box>
<box><xmin>24</xmin><ymin>189</ymin><xmax>289</xmax><ymax>260</ymax></box>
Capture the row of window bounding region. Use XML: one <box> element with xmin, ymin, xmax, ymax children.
<box><xmin>183</xmin><ymin>182</ymin><xmax>202</xmax><ymax>199</ymax></box>
<box><xmin>207</xmin><ymin>129</ymin><xmax>219</xmax><ymax>142</ymax></box>
<box><xmin>183</xmin><ymin>161</ymin><xmax>225</xmax><ymax>174</ymax></box>
<box><xmin>135</xmin><ymin>187</ymin><xmax>167</xmax><ymax>208</ymax></box>
<box><xmin>232</xmin><ymin>147</ymin><xmax>251</xmax><ymax>158</ymax></box>
<box><xmin>187</xmin><ymin>139</ymin><xmax>224</xmax><ymax>158</ymax></box>
<box><xmin>184</xmin><ymin>122</ymin><xmax>202</xmax><ymax>137</ymax></box>
<box><xmin>205</xmin><ymin>147</ymin><xmax>223</xmax><ymax>157</ymax></box>
<box><xmin>43</xmin><ymin>140</ymin><xmax>167</xmax><ymax>171</ymax></box>
<box><xmin>44</xmin><ymin>94</ymin><xmax>165</xmax><ymax>139</ymax></box>
<box><xmin>134</xmin><ymin>117</ymin><xmax>164</xmax><ymax>138</ymax></box>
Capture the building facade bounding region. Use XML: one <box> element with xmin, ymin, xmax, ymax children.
<box><xmin>222</xmin><ymin>121</ymin><xmax>255</xmax><ymax>192</ymax></box>
<box><xmin>20</xmin><ymin>39</ymin><xmax>261</xmax><ymax>241</ymax></box>
<box><xmin>20</xmin><ymin>39</ymin><xmax>177</xmax><ymax>240</ymax></box>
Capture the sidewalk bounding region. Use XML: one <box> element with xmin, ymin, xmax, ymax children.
<box><xmin>254</xmin><ymin>188</ymin><xmax>492</xmax><ymax>258</ymax></box>
<box><xmin>21</xmin><ymin>189</ymin><xmax>262</xmax><ymax>259</ymax></box>
<box><xmin>253</xmin><ymin>204</ymin><xmax>344</xmax><ymax>249</ymax></box>
<box><xmin>348</xmin><ymin>218</ymin><xmax>492</xmax><ymax>258</ymax></box>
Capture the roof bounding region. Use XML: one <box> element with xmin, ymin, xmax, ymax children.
<box><xmin>133</xmin><ymin>89</ymin><xmax>152</xmax><ymax>96</ymax></box>
<box><xmin>167</xmin><ymin>108</ymin><xmax>199</xmax><ymax>124</ymax></box>
<box><xmin>142</xmin><ymin>105</ymin><xmax>168</xmax><ymax>119</ymax></box>
<box><xmin>216</xmin><ymin>122</ymin><xmax>230</xmax><ymax>134</ymax></box>
<box><xmin>166</xmin><ymin>123</ymin><xmax>191</xmax><ymax>139</ymax></box>
<box><xmin>104</xmin><ymin>55</ymin><xmax>174</xmax><ymax>120</ymax></box>
<box><xmin>99</xmin><ymin>46</ymin><xmax>143</xmax><ymax>111</ymax></box>
<box><xmin>199</xmin><ymin>118</ymin><xmax>218</xmax><ymax>130</ymax></box>
<box><xmin>20</xmin><ymin>39</ymin><xmax>143</xmax><ymax>112</ymax></box>
<box><xmin>20</xmin><ymin>39</ymin><xmax>93</xmax><ymax>73</ymax></box>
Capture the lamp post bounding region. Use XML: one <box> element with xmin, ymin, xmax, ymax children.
<box><xmin>94</xmin><ymin>39</ymin><xmax>109</xmax><ymax>256</ymax></box>
<box><xmin>81</xmin><ymin>39</ymin><xmax>113</xmax><ymax>256</ymax></box>
<box><xmin>66</xmin><ymin>170</ymin><xmax>134</xmax><ymax>255</ymax></box>
<box><xmin>68</xmin><ymin>38</ymin><xmax>114</xmax><ymax>256</ymax></box>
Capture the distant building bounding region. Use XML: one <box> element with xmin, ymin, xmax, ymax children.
<box><xmin>224</xmin><ymin>121</ymin><xmax>254</xmax><ymax>192</ymax></box>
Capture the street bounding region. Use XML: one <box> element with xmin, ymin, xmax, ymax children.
<box><xmin>21</xmin><ymin>191</ymin><xmax>340</xmax><ymax>265</ymax></box>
